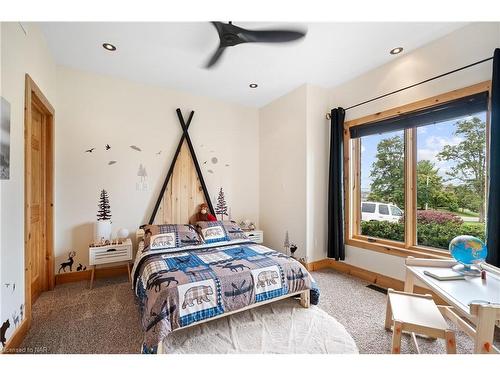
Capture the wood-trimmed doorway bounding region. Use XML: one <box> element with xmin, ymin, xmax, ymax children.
<box><xmin>24</xmin><ymin>74</ymin><xmax>55</xmax><ymax>327</ymax></box>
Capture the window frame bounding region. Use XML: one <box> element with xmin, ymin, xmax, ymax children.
<box><xmin>343</xmin><ymin>81</ymin><xmax>491</xmax><ymax>259</ymax></box>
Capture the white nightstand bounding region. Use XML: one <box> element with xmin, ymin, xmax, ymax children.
<box><xmin>245</xmin><ymin>230</ymin><xmax>264</xmax><ymax>244</ymax></box>
<box><xmin>88</xmin><ymin>238</ymin><xmax>133</xmax><ymax>289</ymax></box>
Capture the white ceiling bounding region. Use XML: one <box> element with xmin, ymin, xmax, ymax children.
<box><xmin>38</xmin><ymin>22</ymin><xmax>466</xmax><ymax>107</ymax></box>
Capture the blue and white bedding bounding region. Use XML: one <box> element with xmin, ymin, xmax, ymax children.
<box><xmin>132</xmin><ymin>238</ymin><xmax>320</xmax><ymax>353</ymax></box>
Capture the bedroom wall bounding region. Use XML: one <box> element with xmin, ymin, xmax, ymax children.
<box><xmin>0</xmin><ymin>22</ymin><xmax>57</xmax><ymax>346</ymax></box>
<box><xmin>259</xmin><ymin>85</ymin><xmax>308</xmax><ymax>259</ymax></box>
<box><xmin>54</xmin><ymin>66</ymin><xmax>260</xmax><ymax>270</ymax></box>
<box><xmin>327</xmin><ymin>22</ymin><xmax>500</xmax><ymax>280</ymax></box>
<box><xmin>258</xmin><ymin>84</ymin><xmax>330</xmax><ymax>262</ymax></box>
<box><xmin>305</xmin><ymin>85</ymin><xmax>330</xmax><ymax>262</ymax></box>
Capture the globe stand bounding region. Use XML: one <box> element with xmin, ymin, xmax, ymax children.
<box><xmin>452</xmin><ymin>263</ymin><xmax>481</xmax><ymax>276</ymax></box>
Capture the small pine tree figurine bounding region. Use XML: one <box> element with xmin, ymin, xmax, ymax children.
<box><xmin>97</xmin><ymin>189</ymin><xmax>112</xmax><ymax>221</ymax></box>
<box><xmin>284</xmin><ymin>231</ymin><xmax>290</xmax><ymax>255</ymax></box>
<box><xmin>215</xmin><ymin>187</ymin><xmax>228</xmax><ymax>220</ymax></box>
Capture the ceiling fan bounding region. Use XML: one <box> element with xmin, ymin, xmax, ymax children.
<box><xmin>205</xmin><ymin>21</ymin><xmax>307</xmax><ymax>68</ymax></box>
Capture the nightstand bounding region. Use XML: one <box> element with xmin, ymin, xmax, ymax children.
<box><xmin>245</xmin><ymin>230</ymin><xmax>263</xmax><ymax>244</ymax></box>
<box><xmin>89</xmin><ymin>238</ymin><xmax>133</xmax><ymax>289</ymax></box>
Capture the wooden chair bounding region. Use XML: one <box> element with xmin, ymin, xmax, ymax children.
<box><xmin>385</xmin><ymin>289</ymin><xmax>456</xmax><ymax>354</ymax></box>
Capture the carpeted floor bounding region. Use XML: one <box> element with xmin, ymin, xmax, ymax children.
<box><xmin>19</xmin><ymin>268</ymin><xmax>499</xmax><ymax>354</ymax></box>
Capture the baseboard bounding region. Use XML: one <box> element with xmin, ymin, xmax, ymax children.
<box><xmin>307</xmin><ymin>258</ymin><xmax>445</xmax><ymax>304</ymax></box>
<box><xmin>55</xmin><ymin>264</ymin><xmax>130</xmax><ymax>285</ymax></box>
<box><xmin>1</xmin><ymin>317</ymin><xmax>30</xmax><ymax>354</ymax></box>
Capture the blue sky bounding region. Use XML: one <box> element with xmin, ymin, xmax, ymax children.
<box><xmin>360</xmin><ymin>111</ymin><xmax>487</xmax><ymax>193</ymax></box>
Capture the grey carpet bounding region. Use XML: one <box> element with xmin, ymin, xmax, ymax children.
<box><xmin>19</xmin><ymin>269</ymin><xmax>498</xmax><ymax>354</ymax></box>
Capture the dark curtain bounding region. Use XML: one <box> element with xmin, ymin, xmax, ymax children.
<box><xmin>487</xmin><ymin>48</ymin><xmax>500</xmax><ymax>267</ymax></box>
<box><xmin>327</xmin><ymin>108</ymin><xmax>346</xmax><ymax>260</ymax></box>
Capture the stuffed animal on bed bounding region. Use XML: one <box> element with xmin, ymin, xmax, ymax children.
<box><xmin>191</xmin><ymin>203</ymin><xmax>216</xmax><ymax>224</ymax></box>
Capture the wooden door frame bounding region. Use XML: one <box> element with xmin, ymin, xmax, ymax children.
<box><xmin>24</xmin><ymin>74</ymin><xmax>55</xmax><ymax>328</ymax></box>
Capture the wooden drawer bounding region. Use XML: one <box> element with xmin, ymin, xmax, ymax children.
<box><xmin>89</xmin><ymin>240</ymin><xmax>132</xmax><ymax>265</ymax></box>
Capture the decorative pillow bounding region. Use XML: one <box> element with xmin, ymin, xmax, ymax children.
<box><xmin>221</xmin><ymin>221</ymin><xmax>248</xmax><ymax>241</ymax></box>
<box><xmin>149</xmin><ymin>232</ymin><xmax>176</xmax><ymax>250</ymax></box>
<box><xmin>196</xmin><ymin>221</ymin><xmax>231</xmax><ymax>244</ymax></box>
<box><xmin>143</xmin><ymin>224</ymin><xmax>203</xmax><ymax>250</ymax></box>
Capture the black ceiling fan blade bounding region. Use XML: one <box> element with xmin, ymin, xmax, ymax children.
<box><xmin>210</xmin><ymin>21</ymin><xmax>225</xmax><ymax>39</ymax></box>
<box><xmin>205</xmin><ymin>45</ymin><xmax>226</xmax><ymax>68</ymax></box>
<box><xmin>204</xmin><ymin>22</ymin><xmax>306</xmax><ymax>69</ymax></box>
<box><xmin>238</xmin><ymin>28</ymin><xmax>306</xmax><ymax>44</ymax></box>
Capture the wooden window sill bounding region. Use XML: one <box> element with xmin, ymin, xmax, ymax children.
<box><xmin>345</xmin><ymin>237</ymin><xmax>452</xmax><ymax>260</ymax></box>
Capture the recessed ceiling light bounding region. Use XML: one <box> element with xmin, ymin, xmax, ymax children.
<box><xmin>249</xmin><ymin>83</ymin><xmax>258</xmax><ymax>88</ymax></box>
<box><xmin>102</xmin><ymin>43</ymin><xmax>117</xmax><ymax>51</ymax></box>
<box><xmin>390</xmin><ymin>47</ymin><xmax>404</xmax><ymax>55</ymax></box>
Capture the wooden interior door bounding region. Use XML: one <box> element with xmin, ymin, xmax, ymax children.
<box><xmin>28</xmin><ymin>102</ymin><xmax>48</xmax><ymax>303</ymax></box>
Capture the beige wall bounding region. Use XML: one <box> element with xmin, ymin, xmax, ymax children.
<box><xmin>259</xmin><ymin>85</ymin><xmax>308</xmax><ymax>258</ymax></box>
<box><xmin>258</xmin><ymin>83</ymin><xmax>329</xmax><ymax>262</ymax></box>
<box><xmin>55</xmin><ymin>66</ymin><xmax>260</xmax><ymax>268</ymax></box>
<box><xmin>329</xmin><ymin>22</ymin><xmax>500</xmax><ymax>279</ymax></box>
<box><xmin>305</xmin><ymin>85</ymin><xmax>330</xmax><ymax>262</ymax></box>
<box><xmin>0</xmin><ymin>22</ymin><xmax>57</xmax><ymax>344</ymax></box>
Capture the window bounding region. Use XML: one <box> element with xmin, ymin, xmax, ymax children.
<box><xmin>345</xmin><ymin>82</ymin><xmax>490</xmax><ymax>257</ymax></box>
<box><xmin>362</xmin><ymin>203</ymin><xmax>376</xmax><ymax>213</ymax></box>
<box><xmin>378</xmin><ymin>204</ymin><xmax>389</xmax><ymax>215</ymax></box>
<box><xmin>359</xmin><ymin>129</ymin><xmax>404</xmax><ymax>241</ymax></box>
<box><xmin>416</xmin><ymin>112</ymin><xmax>487</xmax><ymax>249</ymax></box>
<box><xmin>390</xmin><ymin>206</ymin><xmax>403</xmax><ymax>217</ymax></box>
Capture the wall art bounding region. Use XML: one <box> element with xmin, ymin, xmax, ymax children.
<box><xmin>0</xmin><ymin>97</ymin><xmax>11</xmax><ymax>180</ymax></box>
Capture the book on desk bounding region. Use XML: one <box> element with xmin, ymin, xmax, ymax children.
<box><xmin>423</xmin><ymin>268</ymin><xmax>466</xmax><ymax>281</ymax></box>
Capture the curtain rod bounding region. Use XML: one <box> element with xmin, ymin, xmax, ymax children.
<box><xmin>327</xmin><ymin>56</ymin><xmax>493</xmax><ymax>119</ymax></box>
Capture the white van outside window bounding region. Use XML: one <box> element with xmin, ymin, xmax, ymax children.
<box><xmin>361</xmin><ymin>201</ymin><xmax>403</xmax><ymax>223</ymax></box>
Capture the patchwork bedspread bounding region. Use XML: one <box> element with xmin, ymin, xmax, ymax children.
<box><xmin>132</xmin><ymin>239</ymin><xmax>320</xmax><ymax>353</ymax></box>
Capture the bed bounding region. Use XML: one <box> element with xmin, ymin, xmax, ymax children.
<box><xmin>132</xmin><ymin>224</ymin><xmax>320</xmax><ymax>354</ymax></box>
<box><xmin>132</xmin><ymin>116</ymin><xmax>319</xmax><ymax>353</ymax></box>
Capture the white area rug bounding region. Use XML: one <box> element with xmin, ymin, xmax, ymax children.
<box><xmin>163</xmin><ymin>298</ymin><xmax>359</xmax><ymax>354</ymax></box>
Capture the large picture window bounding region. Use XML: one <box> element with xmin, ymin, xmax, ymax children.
<box><xmin>359</xmin><ymin>129</ymin><xmax>405</xmax><ymax>243</ymax></box>
<box><xmin>345</xmin><ymin>82</ymin><xmax>490</xmax><ymax>257</ymax></box>
<box><xmin>415</xmin><ymin>113</ymin><xmax>487</xmax><ymax>249</ymax></box>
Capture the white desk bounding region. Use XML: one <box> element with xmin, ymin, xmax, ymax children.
<box><xmin>404</xmin><ymin>257</ymin><xmax>500</xmax><ymax>354</ymax></box>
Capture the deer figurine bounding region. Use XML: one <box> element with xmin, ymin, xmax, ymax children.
<box><xmin>58</xmin><ymin>251</ymin><xmax>77</xmax><ymax>273</ymax></box>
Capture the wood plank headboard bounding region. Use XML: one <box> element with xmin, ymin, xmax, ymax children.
<box><xmin>149</xmin><ymin>109</ymin><xmax>214</xmax><ymax>225</ymax></box>
<box><xmin>153</xmin><ymin>140</ymin><xmax>207</xmax><ymax>224</ymax></box>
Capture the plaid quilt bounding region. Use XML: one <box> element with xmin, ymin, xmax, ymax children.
<box><xmin>132</xmin><ymin>239</ymin><xmax>320</xmax><ymax>353</ymax></box>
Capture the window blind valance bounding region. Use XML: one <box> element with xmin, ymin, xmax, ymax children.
<box><xmin>349</xmin><ymin>91</ymin><xmax>489</xmax><ymax>139</ymax></box>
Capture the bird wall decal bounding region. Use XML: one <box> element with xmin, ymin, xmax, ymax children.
<box><xmin>85</xmin><ymin>148</ymin><xmax>95</xmax><ymax>153</ymax></box>
<box><xmin>130</xmin><ymin>145</ymin><xmax>142</xmax><ymax>152</ymax></box>
<box><xmin>105</xmin><ymin>144</ymin><xmax>111</xmax><ymax>150</ymax></box>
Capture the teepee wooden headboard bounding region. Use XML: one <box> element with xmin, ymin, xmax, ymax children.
<box><xmin>149</xmin><ymin>109</ymin><xmax>214</xmax><ymax>225</ymax></box>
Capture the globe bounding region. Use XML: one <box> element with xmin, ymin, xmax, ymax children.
<box><xmin>449</xmin><ymin>235</ymin><xmax>487</xmax><ymax>268</ymax></box>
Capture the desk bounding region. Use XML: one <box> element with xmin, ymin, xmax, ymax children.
<box><xmin>404</xmin><ymin>257</ymin><xmax>500</xmax><ymax>354</ymax></box>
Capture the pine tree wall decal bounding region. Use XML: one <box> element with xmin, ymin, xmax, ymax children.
<box><xmin>215</xmin><ymin>187</ymin><xmax>228</xmax><ymax>220</ymax></box>
<box><xmin>137</xmin><ymin>164</ymin><xmax>147</xmax><ymax>181</ymax></box>
<box><xmin>97</xmin><ymin>189</ymin><xmax>112</xmax><ymax>221</ymax></box>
